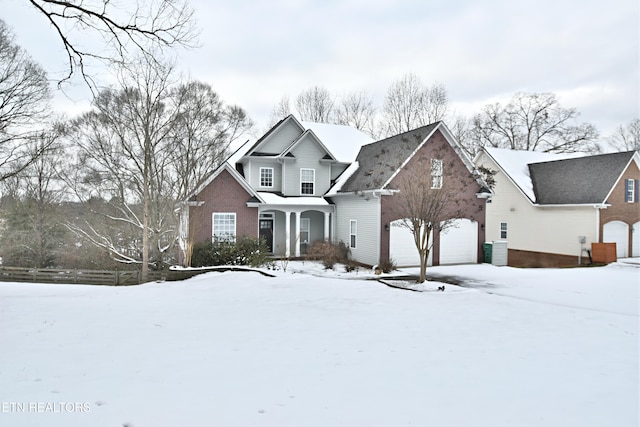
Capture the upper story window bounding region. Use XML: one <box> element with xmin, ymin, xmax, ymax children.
<box><xmin>431</xmin><ymin>159</ymin><xmax>443</xmax><ymax>189</ymax></box>
<box><xmin>260</xmin><ymin>167</ymin><xmax>274</xmax><ymax>188</ymax></box>
<box><xmin>212</xmin><ymin>212</ymin><xmax>236</xmax><ymax>242</ymax></box>
<box><xmin>301</xmin><ymin>168</ymin><xmax>315</xmax><ymax>195</ymax></box>
<box><xmin>625</xmin><ymin>179</ymin><xmax>637</xmax><ymax>203</ymax></box>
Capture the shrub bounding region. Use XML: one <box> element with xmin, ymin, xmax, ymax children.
<box><xmin>307</xmin><ymin>240</ymin><xmax>350</xmax><ymax>270</ymax></box>
<box><xmin>344</xmin><ymin>259</ymin><xmax>359</xmax><ymax>273</ymax></box>
<box><xmin>191</xmin><ymin>237</ymin><xmax>270</xmax><ymax>268</ymax></box>
<box><xmin>378</xmin><ymin>258</ymin><xmax>396</xmax><ymax>273</ymax></box>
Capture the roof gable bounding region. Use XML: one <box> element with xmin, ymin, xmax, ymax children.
<box><xmin>529</xmin><ymin>151</ymin><xmax>638</xmax><ymax>204</ymax></box>
<box><xmin>337</xmin><ymin>122</ymin><xmax>481</xmax><ymax>193</ymax></box>
<box><xmin>183</xmin><ymin>162</ymin><xmax>262</xmax><ymax>203</ymax></box>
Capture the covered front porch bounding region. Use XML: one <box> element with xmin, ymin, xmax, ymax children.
<box><xmin>251</xmin><ymin>193</ymin><xmax>335</xmax><ymax>257</ymax></box>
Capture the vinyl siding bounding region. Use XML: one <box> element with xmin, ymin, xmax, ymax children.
<box><xmin>283</xmin><ymin>135</ymin><xmax>332</xmax><ymax>196</ymax></box>
<box><xmin>246</xmin><ymin>160</ymin><xmax>282</xmax><ymax>192</ymax></box>
<box><xmin>333</xmin><ymin>194</ymin><xmax>381</xmax><ymax>265</ymax></box>
<box><xmin>259</xmin><ymin>120</ymin><xmax>303</xmax><ymax>154</ymax></box>
<box><xmin>479</xmin><ymin>155</ymin><xmax>598</xmax><ymax>257</ymax></box>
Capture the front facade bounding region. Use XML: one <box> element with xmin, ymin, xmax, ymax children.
<box><xmin>476</xmin><ymin>148</ymin><xmax>640</xmax><ymax>267</ymax></box>
<box><xmin>178</xmin><ymin>115</ymin><xmax>372</xmax><ymax>261</ymax></box>
<box><xmin>179</xmin><ymin>116</ymin><xmax>490</xmax><ymax>267</ymax></box>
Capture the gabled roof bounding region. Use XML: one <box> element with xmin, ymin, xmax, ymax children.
<box><xmin>242</xmin><ymin>115</ymin><xmax>373</xmax><ymax>163</ymax></box>
<box><xmin>182</xmin><ymin>162</ymin><xmax>263</xmax><ymax>204</ymax></box>
<box><xmin>529</xmin><ymin>151</ymin><xmax>638</xmax><ymax>204</ymax></box>
<box><xmin>481</xmin><ymin>147</ymin><xmax>584</xmax><ymax>202</ymax></box>
<box><xmin>335</xmin><ymin>122</ymin><xmax>482</xmax><ymax>193</ymax></box>
<box><xmin>482</xmin><ymin>147</ymin><xmax>639</xmax><ymax>205</ymax></box>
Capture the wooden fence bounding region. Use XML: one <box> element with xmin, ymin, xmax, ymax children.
<box><xmin>0</xmin><ymin>265</ymin><xmax>274</xmax><ymax>286</ymax></box>
<box><xmin>0</xmin><ymin>267</ymin><xmax>205</xmax><ymax>286</ymax></box>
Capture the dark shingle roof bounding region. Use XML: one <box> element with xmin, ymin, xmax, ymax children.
<box><xmin>340</xmin><ymin>123</ymin><xmax>439</xmax><ymax>192</ymax></box>
<box><xmin>529</xmin><ymin>151</ymin><xmax>636</xmax><ymax>204</ymax></box>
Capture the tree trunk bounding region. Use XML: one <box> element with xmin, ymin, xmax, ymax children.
<box><xmin>418</xmin><ymin>249</ymin><xmax>429</xmax><ymax>283</ymax></box>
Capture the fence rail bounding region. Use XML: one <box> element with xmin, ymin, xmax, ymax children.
<box><xmin>0</xmin><ymin>267</ymin><xmax>204</xmax><ymax>286</ymax></box>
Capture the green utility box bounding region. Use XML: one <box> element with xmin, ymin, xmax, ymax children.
<box><xmin>483</xmin><ymin>242</ymin><xmax>493</xmax><ymax>263</ymax></box>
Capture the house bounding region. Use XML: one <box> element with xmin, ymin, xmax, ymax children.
<box><xmin>475</xmin><ymin>147</ymin><xmax>640</xmax><ymax>267</ymax></box>
<box><xmin>328</xmin><ymin>122</ymin><xmax>491</xmax><ymax>267</ymax></box>
<box><xmin>178</xmin><ymin>115</ymin><xmax>490</xmax><ymax>267</ymax></box>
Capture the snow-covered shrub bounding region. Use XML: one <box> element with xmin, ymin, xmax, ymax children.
<box><xmin>191</xmin><ymin>237</ymin><xmax>270</xmax><ymax>267</ymax></box>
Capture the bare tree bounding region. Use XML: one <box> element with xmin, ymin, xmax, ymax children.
<box><xmin>393</xmin><ymin>147</ymin><xmax>480</xmax><ymax>283</ymax></box>
<box><xmin>26</xmin><ymin>0</ymin><xmax>198</xmax><ymax>89</ymax></box>
<box><xmin>381</xmin><ymin>73</ymin><xmax>448</xmax><ymax>136</ymax></box>
<box><xmin>471</xmin><ymin>92</ymin><xmax>600</xmax><ymax>154</ymax></box>
<box><xmin>0</xmin><ymin>19</ymin><xmax>52</xmax><ymax>181</ymax></box>
<box><xmin>267</xmin><ymin>95</ymin><xmax>292</xmax><ymax>128</ymax></box>
<box><xmin>608</xmin><ymin>118</ymin><xmax>640</xmax><ymax>152</ymax></box>
<box><xmin>66</xmin><ymin>56</ymin><xmax>252</xmax><ymax>278</ymax></box>
<box><xmin>335</xmin><ymin>90</ymin><xmax>377</xmax><ymax>136</ymax></box>
<box><xmin>295</xmin><ymin>86</ymin><xmax>335</xmax><ymax>123</ymax></box>
<box><xmin>0</xmin><ymin>128</ymin><xmax>67</xmax><ymax>267</ymax></box>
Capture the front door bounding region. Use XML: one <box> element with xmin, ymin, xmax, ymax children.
<box><xmin>259</xmin><ymin>219</ymin><xmax>274</xmax><ymax>253</ymax></box>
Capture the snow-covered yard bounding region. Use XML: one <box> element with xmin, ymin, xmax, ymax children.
<box><xmin>0</xmin><ymin>261</ymin><xmax>638</xmax><ymax>427</ymax></box>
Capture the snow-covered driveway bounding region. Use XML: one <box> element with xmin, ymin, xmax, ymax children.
<box><xmin>0</xmin><ymin>262</ymin><xmax>637</xmax><ymax>427</ymax></box>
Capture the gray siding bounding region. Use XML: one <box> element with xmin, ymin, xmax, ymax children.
<box><xmin>260</xmin><ymin>121</ymin><xmax>302</xmax><ymax>154</ymax></box>
<box><xmin>247</xmin><ymin>159</ymin><xmax>282</xmax><ymax>192</ymax></box>
<box><xmin>333</xmin><ymin>194</ymin><xmax>381</xmax><ymax>266</ymax></box>
<box><xmin>283</xmin><ymin>135</ymin><xmax>332</xmax><ymax>196</ymax></box>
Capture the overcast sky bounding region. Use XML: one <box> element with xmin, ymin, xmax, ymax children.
<box><xmin>3</xmin><ymin>0</ymin><xmax>639</xmax><ymax>138</ymax></box>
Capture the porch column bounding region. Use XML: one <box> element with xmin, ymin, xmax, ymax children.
<box><xmin>285</xmin><ymin>211</ymin><xmax>291</xmax><ymax>258</ymax></box>
<box><xmin>295</xmin><ymin>211</ymin><xmax>301</xmax><ymax>257</ymax></box>
<box><xmin>324</xmin><ymin>212</ymin><xmax>330</xmax><ymax>241</ymax></box>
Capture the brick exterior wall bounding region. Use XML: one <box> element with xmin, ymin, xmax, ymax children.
<box><xmin>189</xmin><ymin>169</ymin><xmax>259</xmax><ymax>244</ymax></box>
<box><xmin>600</xmin><ymin>160</ymin><xmax>640</xmax><ymax>256</ymax></box>
<box><xmin>379</xmin><ymin>129</ymin><xmax>487</xmax><ymax>265</ymax></box>
<box><xmin>507</xmin><ymin>249</ymin><xmax>590</xmax><ymax>268</ymax></box>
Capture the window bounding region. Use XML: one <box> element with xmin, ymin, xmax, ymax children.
<box><xmin>626</xmin><ymin>179</ymin><xmax>637</xmax><ymax>203</ymax></box>
<box><xmin>431</xmin><ymin>159</ymin><xmax>443</xmax><ymax>189</ymax></box>
<box><xmin>500</xmin><ymin>222</ymin><xmax>507</xmax><ymax>239</ymax></box>
<box><xmin>260</xmin><ymin>167</ymin><xmax>274</xmax><ymax>188</ymax></box>
<box><xmin>349</xmin><ymin>220</ymin><xmax>357</xmax><ymax>249</ymax></box>
<box><xmin>300</xmin><ymin>218</ymin><xmax>310</xmax><ymax>244</ymax></box>
<box><xmin>301</xmin><ymin>168</ymin><xmax>315</xmax><ymax>195</ymax></box>
<box><xmin>212</xmin><ymin>213</ymin><xmax>236</xmax><ymax>242</ymax></box>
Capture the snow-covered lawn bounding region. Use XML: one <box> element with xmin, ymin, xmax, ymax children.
<box><xmin>0</xmin><ymin>261</ymin><xmax>638</xmax><ymax>427</ymax></box>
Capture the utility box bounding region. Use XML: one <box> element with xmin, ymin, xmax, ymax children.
<box><xmin>483</xmin><ymin>242</ymin><xmax>493</xmax><ymax>263</ymax></box>
<box><xmin>491</xmin><ymin>241</ymin><xmax>508</xmax><ymax>266</ymax></box>
<box><xmin>591</xmin><ymin>242</ymin><xmax>617</xmax><ymax>264</ymax></box>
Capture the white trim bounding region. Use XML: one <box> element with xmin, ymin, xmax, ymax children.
<box><xmin>300</xmin><ymin>168</ymin><xmax>315</xmax><ymax>195</ymax></box>
<box><xmin>259</xmin><ymin>167</ymin><xmax>274</xmax><ymax>188</ymax></box>
<box><xmin>349</xmin><ymin>219</ymin><xmax>357</xmax><ymax>249</ymax></box>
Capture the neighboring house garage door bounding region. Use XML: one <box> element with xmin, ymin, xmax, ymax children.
<box><xmin>603</xmin><ymin>221</ymin><xmax>628</xmax><ymax>258</ymax></box>
<box><xmin>439</xmin><ymin>219</ymin><xmax>478</xmax><ymax>265</ymax></box>
<box><xmin>389</xmin><ymin>220</ymin><xmax>432</xmax><ymax>267</ymax></box>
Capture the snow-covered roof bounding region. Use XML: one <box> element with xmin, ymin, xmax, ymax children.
<box><xmin>484</xmin><ymin>147</ymin><xmax>584</xmax><ymax>202</ymax></box>
<box><xmin>256</xmin><ymin>192</ymin><xmax>330</xmax><ymax>206</ymax></box>
<box><xmin>301</xmin><ymin>121</ymin><xmax>374</xmax><ymax>163</ymax></box>
<box><xmin>325</xmin><ymin>161</ymin><xmax>360</xmax><ymax>196</ymax></box>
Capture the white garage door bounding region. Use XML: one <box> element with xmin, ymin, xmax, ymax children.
<box><xmin>633</xmin><ymin>222</ymin><xmax>640</xmax><ymax>257</ymax></box>
<box><xmin>603</xmin><ymin>221</ymin><xmax>628</xmax><ymax>258</ymax></box>
<box><xmin>389</xmin><ymin>220</ymin><xmax>432</xmax><ymax>267</ymax></box>
<box><xmin>440</xmin><ymin>219</ymin><xmax>478</xmax><ymax>265</ymax></box>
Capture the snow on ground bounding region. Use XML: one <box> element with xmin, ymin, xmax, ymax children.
<box><xmin>0</xmin><ymin>261</ymin><xmax>638</xmax><ymax>427</ymax></box>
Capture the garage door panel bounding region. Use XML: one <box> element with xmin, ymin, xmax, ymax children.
<box><xmin>389</xmin><ymin>220</ymin><xmax>432</xmax><ymax>267</ymax></box>
<box><xmin>440</xmin><ymin>219</ymin><xmax>478</xmax><ymax>265</ymax></box>
<box><xmin>603</xmin><ymin>221</ymin><xmax>628</xmax><ymax>258</ymax></box>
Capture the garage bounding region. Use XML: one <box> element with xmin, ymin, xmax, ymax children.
<box><xmin>439</xmin><ymin>218</ymin><xmax>478</xmax><ymax>265</ymax></box>
<box><xmin>389</xmin><ymin>218</ymin><xmax>478</xmax><ymax>267</ymax></box>
<box><xmin>603</xmin><ymin>220</ymin><xmax>628</xmax><ymax>258</ymax></box>
<box><xmin>389</xmin><ymin>220</ymin><xmax>431</xmax><ymax>267</ymax></box>
<box><xmin>633</xmin><ymin>222</ymin><xmax>640</xmax><ymax>257</ymax></box>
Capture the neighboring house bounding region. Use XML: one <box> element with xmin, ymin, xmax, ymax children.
<box><xmin>475</xmin><ymin>147</ymin><xmax>640</xmax><ymax>267</ymax></box>
<box><xmin>178</xmin><ymin>115</ymin><xmax>490</xmax><ymax>267</ymax></box>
